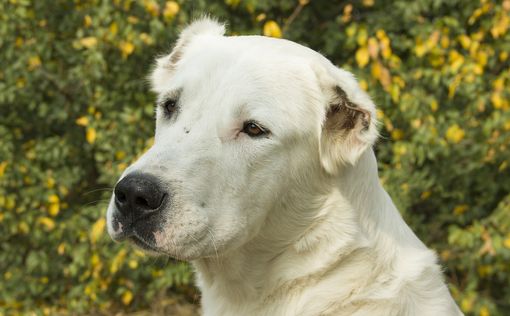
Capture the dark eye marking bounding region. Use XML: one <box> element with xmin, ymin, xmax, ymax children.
<box><xmin>241</xmin><ymin>121</ymin><xmax>270</xmax><ymax>138</ymax></box>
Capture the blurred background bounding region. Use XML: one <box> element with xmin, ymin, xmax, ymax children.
<box><xmin>0</xmin><ymin>0</ymin><xmax>509</xmax><ymax>315</ymax></box>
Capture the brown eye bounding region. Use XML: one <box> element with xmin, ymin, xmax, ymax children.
<box><xmin>242</xmin><ymin>121</ymin><xmax>268</xmax><ymax>137</ymax></box>
<box><xmin>162</xmin><ymin>99</ymin><xmax>177</xmax><ymax>116</ymax></box>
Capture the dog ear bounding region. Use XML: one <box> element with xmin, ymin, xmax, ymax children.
<box><xmin>150</xmin><ymin>17</ymin><xmax>225</xmax><ymax>93</ymax></box>
<box><xmin>319</xmin><ymin>83</ymin><xmax>378</xmax><ymax>174</ymax></box>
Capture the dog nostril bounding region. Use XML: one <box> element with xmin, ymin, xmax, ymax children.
<box><xmin>116</xmin><ymin>192</ymin><xmax>127</xmax><ymax>203</ymax></box>
<box><xmin>135</xmin><ymin>196</ymin><xmax>150</xmax><ymax>208</ymax></box>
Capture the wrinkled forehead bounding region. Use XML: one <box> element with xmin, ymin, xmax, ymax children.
<box><xmin>154</xmin><ymin>35</ymin><xmax>325</xmax><ymax>136</ymax></box>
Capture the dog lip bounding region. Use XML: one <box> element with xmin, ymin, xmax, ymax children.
<box><xmin>131</xmin><ymin>235</ymin><xmax>160</xmax><ymax>252</ymax></box>
<box><xmin>110</xmin><ymin>226</ymin><xmax>133</xmax><ymax>242</ymax></box>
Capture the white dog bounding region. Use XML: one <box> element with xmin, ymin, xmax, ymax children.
<box><xmin>106</xmin><ymin>18</ymin><xmax>463</xmax><ymax>316</ymax></box>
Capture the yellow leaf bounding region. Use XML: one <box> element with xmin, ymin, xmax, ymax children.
<box><xmin>446</xmin><ymin>124</ymin><xmax>465</xmax><ymax>143</ymax></box>
<box><xmin>453</xmin><ymin>204</ymin><xmax>469</xmax><ymax>215</ymax></box>
<box><xmin>263</xmin><ymin>20</ymin><xmax>282</xmax><ymax>38</ymax></box>
<box><xmin>48</xmin><ymin>203</ymin><xmax>60</xmax><ymax>217</ymax></box>
<box><xmin>372</xmin><ymin>62</ymin><xmax>380</xmax><ymax>79</ymax></box>
<box><xmin>28</xmin><ymin>55</ymin><xmax>41</xmax><ymax>70</ymax></box>
<box><xmin>76</xmin><ymin>116</ymin><xmax>89</xmax><ymax>126</ymax></box>
<box><xmin>119</xmin><ymin>41</ymin><xmax>135</xmax><ymax>58</ymax></box>
<box><xmin>46</xmin><ymin>177</ymin><xmax>55</xmax><ymax>188</ymax></box>
<box><xmin>117</xmin><ymin>162</ymin><xmax>128</xmax><ymax>172</ymax></box>
<box><xmin>90</xmin><ymin>218</ymin><xmax>106</xmax><ymax>244</ymax></box>
<box><xmin>80</xmin><ymin>37</ymin><xmax>98</xmax><ymax>49</ymax></box>
<box><xmin>84</xmin><ymin>15</ymin><xmax>92</xmax><ymax>27</ymax></box>
<box><xmin>115</xmin><ymin>150</ymin><xmax>126</xmax><ymax>160</ymax></box>
<box><xmin>346</xmin><ymin>24</ymin><xmax>357</xmax><ymax>38</ymax></box>
<box><xmin>500</xmin><ymin>51</ymin><xmax>508</xmax><ymax>61</ymax></box>
<box><xmin>479</xmin><ymin>306</ymin><xmax>490</xmax><ymax>316</ymax></box>
<box><xmin>48</xmin><ymin>194</ymin><xmax>59</xmax><ymax>204</ymax></box>
<box><xmin>356</xmin><ymin>28</ymin><xmax>368</xmax><ymax>46</ymax></box>
<box><xmin>110</xmin><ymin>249</ymin><xmax>127</xmax><ymax>274</ymax></box>
<box><xmin>430</xmin><ymin>100</ymin><xmax>439</xmax><ymax>112</ymax></box>
<box><xmin>391</xmin><ymin>129</ymin><xmax>404</xmax><ymax>140</ymax></box>
<box><xmin>449</xmin><ymin>50</ymin><xmax>464</xmax><ymax>72</ymax></box>
<box><xmin>410</xmin><ymin>118</ymin><xmax>420</xmax><ymax>129</ymax></box>
<box><xmin>256</xmin><ymin>13</ymin><xmax>266</xmax><ymax>21</ymax></box>
<box><xmin>420</xmin><ymin>191</ymin><xmax>431</xmax><ymax>200</ymax></box>
<box><xmin>163</xmin><ymin>1</ymin><xmax>179</xmax><ymax>20</ymax></box>
<box><xmin>15</xmin><ymin>37</ymin><xmax>24</xmax><ymax>47</ymax></box>
<box><xmin>19</xmin><ymin>222</ymin><xmax>29</xmax><ymax>234</ymax></box>
<box><xmin>91</xmin><ymin>253</ymin><xmax>100</xmax><ymax>266</ymax></box>
<box><xmin>390</xmin><ymin>84</ymin><xmax>400</xmax><ymax>102</ymax></box>
<box><xmin>440</xmin><ymin>35</ymin><xmax>450</xmax><ymax>49</ymax></box>
<box><xmin>139</xmin><ymin>33</ymin><xmax>154</xmax><ymax>45</ymax></box>
<box><xmin>86</xmin><ymin>127</ymin><xmax>97</xmax><ymax>144</ymax></box>
<box><xmin>144</xmin><ymin>0</ymin><xmax>160</xmax><ymax>16</ymax></box>
<box><xmin>342</xmin><ymin>4</ymin><xmax>353</xmax><ymax>23</ymax></box>
<box><xmin>122</xmin><ymin>290</ymin><xmax>133</xmax><ymax>305</ymax></box>
<box><xmin>461</xmin><ymin>297</ymin><xmax>474</xmax><ymax>312</ymax></box>
<box><xmin>5</xmin><ymin>196</ymin><xmax>15</xmax><ymax>209</ymax></box>
<box><xmin>503</xmin><ymin>236</ymin><xmax>510</xmax><ymax>249</ymax></box>
<box><xmin>0</xmin><ymin>161</ymin><xmax>7</xmax><ymax>177</ymax></box>
<box><xmin>504</xmin><ymin>0</ymin><xmax>510</xmax><ymax>11</ymax></box>
<box><xmin>367</xmin><ymin>37</ymin><xmax>379</xmax><ymax>58</ymax></box>
<box><xmin>490</xmin><ymin>93</ymin><xmax>503</xmax><ymax>109</ymax></box>
<box><xmin>39</xmin><ymin>217</ymin><xmax>56</xmax><ymax>230</ymax></box>
<box><xmin>458</xmin><ymin>35</ymin><xmax>471</xmax><ymax>49</ymax></box>
<box><xmin>491</xmin><ymin>12</ymin><xmax>509</xmax><ymax>38</ymax></box>
<box><xmin>128</xmin><ymin>260</ymin><xmax>138</xmax><ymax>269</ymax></box>
<box><xmin>109</xmin><ymin>22</ymin><xmax>118</xmax><ymax>36</ymax></box>
<box><xmin>355</xmin><ymin>46</ymin><xmax>370</xmax><ymax>68</ymax></box>
<box><xmin>476</xmin><ymin>51</ymin><xmax>488</xmax><ymax>67</ymax></box>
<box><xmin>380</xmin><ymin>37</ymin><xmax>391</xmax><ymax>59</ymax></box>
<box><xmin>414</xmin><ymin>39</ymin><xmax>427</xmax><ymax>56</ymax></box>
<box><xmin>448</xmin><ymin>76</ymin><xmax>461</xmax><ymax>98</ymax></box>
<box><xmin>359</xmin><ymin>79</ymin><xmax>368</xmax><ymax>91</ymax></box>
<box><xmin>16</xmin><ymin>77</ymin><xmax>26</xmax><ymax>88</ymax></box>
<box><xmin>57</xmin><ymin>243</ymin><xmax>65</xmax><ymax>255</ymax></box>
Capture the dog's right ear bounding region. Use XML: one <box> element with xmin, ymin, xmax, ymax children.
<box><xmin>150</xmin><ymin>17</ymin><xmax>225</xmax><ymax>93</ymax></box>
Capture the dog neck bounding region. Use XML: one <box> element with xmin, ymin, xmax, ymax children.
<box><xmin>337</xmin><ymin>149</ymin><xmax>426</xmax><ymax>251</ymax></box>
<box><xmin>192</xmin><ymin>149</ymin><xmax>434</xmax><ymax>315</ymax></box>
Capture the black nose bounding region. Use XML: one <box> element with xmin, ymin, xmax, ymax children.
<box><xmin>114</xmin><ymin>173</ymin><xmax>166</xmax><ymax>220</ymax></box>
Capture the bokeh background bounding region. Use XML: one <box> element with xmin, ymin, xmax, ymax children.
<box><xmin>1</xmin><ymin>0</ymin><xmax>509</xmax><ymax>315</ymax></box>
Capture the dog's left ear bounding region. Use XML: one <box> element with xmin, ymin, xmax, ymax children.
<box><xmin>150</xmin><ymin>17</ymin><xmax>225</xmax><ymax>93</ymax></box>
<box><xmin>319</xmin><ymin>74</ymin><xmax>378</xmax><ymax>174</ymax></box>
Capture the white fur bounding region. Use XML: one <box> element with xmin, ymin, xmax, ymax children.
<box><xmin>107</xmin><ymin>18</ymin><xmax>463</xmax><ymax>316</ymax></box>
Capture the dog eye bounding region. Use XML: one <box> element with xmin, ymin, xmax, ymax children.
<box><xmin>162</xmin><ymin>99</ymin><xmax>178</xmax><ymax>116</ymax></box>
<box><xmin>242</xmin><ymin>121</ymin><xmax>268</xmax><ymax>137</ymax></box>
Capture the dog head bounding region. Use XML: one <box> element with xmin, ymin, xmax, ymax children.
<box><xmin>106</xmin><ymin>18</ymin><xmax>378</xmax><ymax>259</ymax></box>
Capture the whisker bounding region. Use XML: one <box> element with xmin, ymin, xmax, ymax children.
<box><xmin>83</xmin><ymin>187</ymin><xmax>114</xmax><ymax>195</ymax></box>
<box><xmin>207</xmin><ymin>228</ymin><xmax>220</xmax><ymax>264</ymax></box>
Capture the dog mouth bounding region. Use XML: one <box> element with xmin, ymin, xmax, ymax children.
<box><xmin>130</xmin><ymin>234</ymin><xmax>161</xmax><ymax>253</ymax></box>
<box><xmin>109</xmin><ymin>209</ymin><xmax>166</xmax><ymax>253</ymax></box>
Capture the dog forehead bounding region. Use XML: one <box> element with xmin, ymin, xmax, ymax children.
<box><xmin>160</xmin><ymin>34</ymin><xmax>321</xmax><ymax>91</ymax></box>
<box><xmin>152</xmin><ymin>34</ymin><xmax>326</xmax><ymax>137</ymax></box>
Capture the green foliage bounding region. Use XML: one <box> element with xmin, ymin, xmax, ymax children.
<box><xmin>0</xmin><ymin>0</ymin><xmax>509</xmax><ymax>315</ymax></box>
